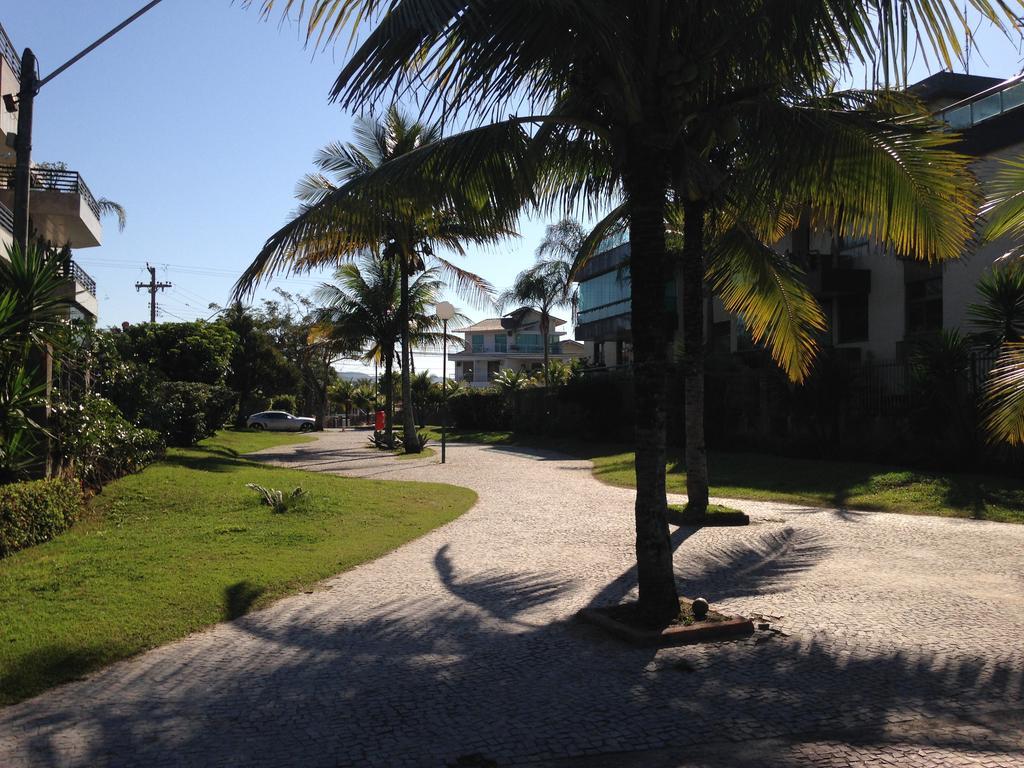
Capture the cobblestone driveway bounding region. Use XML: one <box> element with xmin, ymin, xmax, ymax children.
<box><xmin>1</xmin><ymin>430</ymin><xmax>1022</xmax><ymax>767</ymax></box>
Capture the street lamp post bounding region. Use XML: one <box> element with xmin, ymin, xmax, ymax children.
<box><xmin>435</xmin><ymin>302</ymin><xmax>456</xmax><ymax>464</ymax></box>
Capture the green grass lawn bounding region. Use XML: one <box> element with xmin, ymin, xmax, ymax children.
<box><xmin>0</xmin><ymin>429</ymin><xmax>476</xmax><ymax>705</ymax></box>
<box><xmin>426</xmin><ymin>427</ymin><xmax>1024</xmax><ymax>523</ymax></box>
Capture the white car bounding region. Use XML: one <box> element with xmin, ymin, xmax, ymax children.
<box><xmin>246</xmin><ymin>411</ymin><xmax>316</xmax><ymax>432</ymax></box>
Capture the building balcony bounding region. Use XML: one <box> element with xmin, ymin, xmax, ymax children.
<box><xmin>54</xmin><ymin>257</ymin><xmax>98</xmax><ymax>319</ymax></box>
<box><xmin>0</xmin><ymin>165</ymin><xmax>103</xmax><ymax>248</ymax></box>
<box><xmin>461</xmin><ymin>344</ymin><xmax>564</xmax><ymax>356</ymax></box>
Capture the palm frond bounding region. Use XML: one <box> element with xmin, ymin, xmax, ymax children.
<box><xmin>983</xmin><ymin>342</ymin><xmax>1024</xmax><ymax>445</ymax></box>
<box><xmin>707</xmin><ymin>226</ymin><xmax>827</xmax><ymax>383</ymax></box>
<box><xmin>97</xmin><ymin>198</ymin><xmax>127</xmax><ymax>232</ymax></box>
<box><xmin>981</xmin><ymin>159</ymin><xmax>1024</xmax><ymax>263</ymax></box>
<box><xmin>742</xmin><ymin>95</ymin><xmax>979</xmax><ymax>264</ymax></box>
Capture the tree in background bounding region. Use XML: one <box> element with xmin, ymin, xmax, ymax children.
<box><xmin>497</xmin><ymin>221</ymin><xmax>580</xmax><ymax>386</ymax></box>
<box><xmin>234</xmin><ymin>106</ymin><xmax>508</xmax><ymax>453</ymax></box>
<box><xmin>314</xmin><ymin>253</ymin><xmax>464</xmax><ymax>446</ymax></box>
<box><xmin>218</xmin><ymin>303</ymin><xmax>302</xmax><ymax>426</ymax></box>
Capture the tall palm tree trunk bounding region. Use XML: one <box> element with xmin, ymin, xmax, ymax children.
<box><xmin>626</xmin><ymin>141</ymin><xmax>679</xmax><ymax>620</ymax></box>
<box><xmin>399</xmin><ymin>255</ymin><xmax>420</xmax><ymax>452</ymax></box>
<box><xmin>384</xmin><ymin>346</ymin><xmax>395</xmax><ymax>447</ymax></box>
<box><xmin>541</xmin><ymin>312</ymin><xmax>550</xmax><ymax>385</ymax></box>
<box><xmin>681</xmin><ymin>200</ymin><xmax>710</xmax><ymax>515</ymax></box>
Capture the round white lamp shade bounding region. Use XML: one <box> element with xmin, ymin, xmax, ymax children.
<box><xmin>435</xmin><ymin>301</ymin><xmax>456</xmax><ymax>321</ymax></box>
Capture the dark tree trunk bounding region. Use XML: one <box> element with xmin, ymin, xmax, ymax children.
<box><xmin>399</xmin><ymin>255</ymin><xmax>420</xmax><ymax>452</ymax></box>
<box><xmin>625</xmin><ymin>138</ymin><xmax>679</xmax><ymax>620</ymax></box>
<box><xmin>384</xmin><ymin>347</ymin><xmax>395</xmax><ymax>447</ymax></box>
<box><xmin>680</xmin><ymin>200</ymin><xmax>710</xmax><ymax>515</ymax></box>
<box><xmin>541</xmin><ymin>312</ymin><xmax>550</xmax><ymax>385</ymax></box>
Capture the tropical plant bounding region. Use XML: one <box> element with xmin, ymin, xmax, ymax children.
<box><xmin>975</xmin><ymin>162</ymin><xmax>1024</xmax><ymax>444</ymax></box>
<box><xmin>534</xmin><ymin>359</ymin><xmax>575</xmax><ymax>387</ymax></box>
<box><xmin>0</xmin><ymin>243</ymin><xmax>73</xmax><ymax>480</ymax></box>
<box><xmin>253</xmin><ymin>0</ymin><xmax>1019</xmax><ymax>619</ymax></box>
<box><xmin>245</xmin><ymin>483</ymin><xmax>307</xmax><ymax>514</ymax></box>
<box><xmin>492</xmin><ymin>368</ymin><xmax>532</xmax><ymax>394</ymax></box>
<box><xmin>968</xmin><ymin>263</ymin><xmax>1024</xmax><ymax>347</ymax></box>
<box><xmin>234</xmin><ymin>107</ymin><xmax>509</xmax><ymax>453</ymax></box>
<box><xmin>984</xmin><ymin>343</ymin><xmax>1024</xmax><ymax>445</ymax></box>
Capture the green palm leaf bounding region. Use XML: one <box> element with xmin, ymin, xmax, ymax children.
<box><xmin>707</xmin><ymin>227</ymin><xmax>827</xmax><ymax>383</ymax></box>
<box><xmin>983</xmin><ymin>343</ymin><xmax>1024</xmax><ymax>445</ymax></box>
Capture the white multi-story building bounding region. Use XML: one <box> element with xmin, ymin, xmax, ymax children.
<box><xmin>450</xmin><ymin>307</ymin><xmax>586</xmax><ymax>387</ymax></box>
<box><xmin>1</xmin><ymin>21</ymin><xmax>102</xmax><ymax>323</ymax></box>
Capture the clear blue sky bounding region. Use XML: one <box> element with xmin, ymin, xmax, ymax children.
<box><xmin>5</xmin><ymin>2</ymin><xmax>1024</xmax><ymax>377</ymax></box>
<box><xmin>3</xmin><ymin>0</ymin><xmax>552</xmax><ymax>378</ymax></box>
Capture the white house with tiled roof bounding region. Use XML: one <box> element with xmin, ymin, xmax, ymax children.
<box><xmin>450</xmin><ymin>308</ymin><xmax>586</xmax><ymax>387</ymax></box>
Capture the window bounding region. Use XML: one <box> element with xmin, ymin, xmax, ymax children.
<box><xmin>906</xmin><ymin>277</ymin><xmax>943</xmax><ymax>335</ymax></box>
<box><xmin>487</xmin><ymin>361</ymin><xmax>501</xmax><ymax>380</ymax></box>
<box><xmin>462</xmin><ymin>362</ymin><xmax>475</xmax><ymax>382</ymax></box>
<box><xmin>472</xmin><ymin>334</ymin><xmax>484</xmax><ymax>353</ymax></box>
<box><xmin>593</xmin><ymin>342</ymin><xmax>605</xmax><ymax>366</ymax></box>
<box><xmin>516</xmin><ymin>333</ymin><xmax>541</xmax><ymax>352</ymax></box>
<box><xmin>494</xmin><ymin>333</ymin><xmax>507</xmax><ymax>352</ymax></box>
<box><xmin>837</xmin><ymin>294</ymin><xmax>869</xmax><ymax>344</ymax></box>
<box><xmin>578</xmin><ymin>269</ymin><xmax>631</xmax><ymax>324</ymax></box>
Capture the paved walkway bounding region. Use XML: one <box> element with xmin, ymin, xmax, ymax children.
<box><xmin>1</xmin><ymin>430</ymin><xmax>1023</xmax><ymax>767</ymax></box>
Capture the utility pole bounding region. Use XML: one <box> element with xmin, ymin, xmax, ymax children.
<box><xmin>135</xmin><ymin>264</ymin><xmax>171</xmax><ymax>323</ymax></box>
<box><xmin>12</xmin><ymin>49</ymin><xmax>37</xmax><ymax>253</ymax></box>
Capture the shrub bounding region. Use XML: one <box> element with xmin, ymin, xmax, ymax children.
<box><xmin>269</xmin><ymin>394</ymin><xmax>298</xmax><ymax>413</ymax></box>
<box><xmin>449</xmin><ymin>389</ymin><xmax>511</xmax><ymax>431</ymax></box>
<box><xmin>0</xmin><ymin>478</ymin><xmax>83</xmax><ymax>558</ymax></box>
<box><xmin>54</xmin><ymin>395</ymin><xmax>165</xmax><ymax>489</ymax></box>
<box><xmin>145</xmin><ymin>382</ymin><xmax>236</xmax><ymax>446</ymax></box>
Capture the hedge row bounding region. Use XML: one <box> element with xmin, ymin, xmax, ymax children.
<box><xmin>0</xmin><ymin>478</ymin><xmax>84</xmax><ymax>558</ymax></box>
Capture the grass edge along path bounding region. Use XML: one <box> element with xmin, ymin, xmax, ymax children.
<box><xmin>0</xmin><ymin>429</ymin><xmax>476</xmax><ymax>706</ymax></box>
<box><xmin>423</xmin><ymin>427</ymin><xmax>1024</xmax><ymax>523</ymax></box>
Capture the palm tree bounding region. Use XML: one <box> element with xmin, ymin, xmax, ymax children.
<box><xmin>234</xmin><ymin>107</ymin><xmax>510</xmax><ymax>453</ymax></box>
<box><xmin>497</xmin><ymin>219</ymin><xmax>580</xmax><ymax>386</ymax></box>
<box><xmin>254</xmin><ymin>0</ymin><xmax>1018</xmax><ymax>619</ymax></box>
<box><xmin>314</xmin><ymin>252</ymin><xmax>462</xmax><ymax>445</ymax></box>
<box><xmin>314</xmin><ymin>253</ymin><xmax>401</xmax><ymax>445</ymax></box>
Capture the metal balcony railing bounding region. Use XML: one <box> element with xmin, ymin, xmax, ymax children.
<box><xmin>0</xmin><ymin>23</ymin><xmax>19</xmax><ymax>81</ymax></box>
<box><xmin>938</xmin><ymin>74</ymin><xmax>1024</xmax><ymax>130</ymax></box>
<box><xmin>62</xmin><ymin>259</ymin><xmax>97</xmax><ymax>296</ymax></box>
<box><xmin>0</xmin><ymin>200</ymin><xmax>12</xmax><ymax>234</ymax></box>
<box><xmin>0</xmin><ymin>165</ymin><xmax>103</xmax><ymax>222</ymax></box>
<box><xmin>49</xmin><ymin>256</ymin><xmax>97</xmax><ymax>297</ymax></box>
